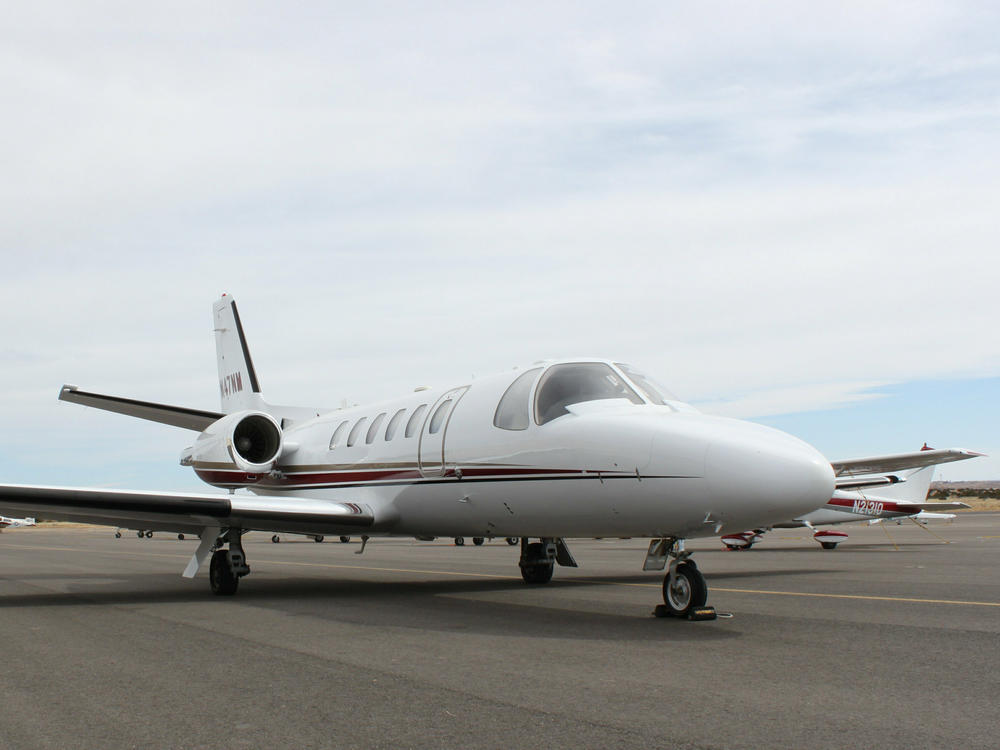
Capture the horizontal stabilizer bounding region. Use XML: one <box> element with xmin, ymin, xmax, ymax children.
<box><xmin>831</xmin><ymin>448</ymin><xmax>984</xmax><ymax>477</ymax></box>
<box><xmin>0</xmin><ymin>484</ymin><xmax>376</xmax><ymax>536</ymax></box>
<box><xmin>889</xmin><ymin>500</ymin><xmax>971</xmax><ymax>512</ymax></box>
<box><xmin>59</xmin><ymin>385</ymin><xmax>223</xmax><ymax>432</ymax></box>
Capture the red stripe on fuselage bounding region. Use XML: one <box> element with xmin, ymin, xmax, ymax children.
<box><xmin>826</xmin><ymin>497</ymin><xmax>909</xmax><ymax>513</ymax></box>
<box><xmin>193</xmin><ymin>465</ymin><xmax>602</xmax><ymax>488</ymax></box>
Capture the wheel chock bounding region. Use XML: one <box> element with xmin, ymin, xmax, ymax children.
<box><xmin>687</xmin><ymin>606</ymin><xmax>717</xmax><ymax>621</ymax></box>
<box><xmin>652</xmin><ymin>604</ymin><xmax>718</xmax><ymax>620</ymax></box>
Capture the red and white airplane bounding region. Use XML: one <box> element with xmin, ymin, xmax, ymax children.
<box><xmin>0</xmin><ymin>295</ymin><xmax>967</xmax><ymax>616</ymax></box>
<box><xmin>0</xmin><ymin>516</ymin><xmax>36</xmax><ymax>531</ymax></box>
<box><xmin>721</xmin><ymin>445</ymin><xmax>980</xmax><ymax>550</ymax></box>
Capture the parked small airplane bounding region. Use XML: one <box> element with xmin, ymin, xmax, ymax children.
<box><xmin>0</xmin><ymin>516</ymin><xmax>36</xmax><ymax>531</ymax></box>
<box><xmin>721</xmin><ymin>446</ymin><xmax>980</xmax><ymax>550</ymax></box>
<box><xmin>0</xmin><ymin>295</ymin><xmax>963</xmax><ymax>616</ymax></box>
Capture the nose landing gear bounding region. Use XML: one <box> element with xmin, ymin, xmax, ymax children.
<box><xmin>647</xmin><ymin>538</ymin><xmax>717</xmax><ymax>620</ymax></box>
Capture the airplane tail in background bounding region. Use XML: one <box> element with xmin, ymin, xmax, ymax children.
<box><xmin>213</xmin><ymin>295</ymin><xmax>266</xmax><ymax>414</ymax></box>
<box><xmin>875</xmin><ymin>463</ymin><xmax>937</xmax><ymax>503</ymax></box>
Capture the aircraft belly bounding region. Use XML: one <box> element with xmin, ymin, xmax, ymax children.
<box><xmin>389</xmin><ymin>476</ymin><xmax>714</xmax><ymax>538</ymax></box>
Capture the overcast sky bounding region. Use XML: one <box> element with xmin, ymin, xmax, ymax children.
<box><xmin>2</xmin><ymin>1</ymin><xmax>998</xmax><ymax>489</ymax></box>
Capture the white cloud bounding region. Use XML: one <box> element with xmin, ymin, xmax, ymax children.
<box><xmin>1</xmin><ymin>1</ymin><xmax>998</xmax><ymax>486</ymax></box>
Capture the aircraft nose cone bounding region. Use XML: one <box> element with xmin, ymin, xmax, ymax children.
<box><xmin>705</xmin><ymin>421</ymin><xmax>834</xmax><ymax>527</ymax></box>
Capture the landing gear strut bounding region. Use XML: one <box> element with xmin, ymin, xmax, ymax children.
<box><xmin>208</xmin><ymin>530</ymin><xmax>250</xmax><ymax>596</ymax></box>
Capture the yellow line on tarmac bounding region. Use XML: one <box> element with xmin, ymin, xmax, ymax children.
<box><xmin>4</xmin><ymin>541</ymin><xmax>998</xmax><ymax>608</ymax></box>
<box><xmin>709</xmin><ymin>587</ymin><xmax>1000</xmax><ymax>608</ymax></box>
<box><xmin>551</xmin><ymin>578</ymin><xmax>1000</xmax><ymax>608</ymax></box>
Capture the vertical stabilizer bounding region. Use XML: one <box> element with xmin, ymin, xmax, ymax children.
<box><xmin>873</xmin><ymin>464</ymin><xmax>936</xmax><ymax>503</ymax></box>
<box><xmin>213</xmin><ymin>295</ymin><xmax>265</xmax><ymax>414</ymax></box>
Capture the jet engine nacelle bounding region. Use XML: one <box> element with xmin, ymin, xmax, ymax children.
<box><xmin>181</xmin><ymin>410</ymin><xmax>283</xmax><ymax>474</ymax></box>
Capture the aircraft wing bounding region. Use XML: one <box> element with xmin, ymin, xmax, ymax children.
<box><xmin>830</xmin><ymin>448</ymin><xmax>984</xmax><ymax>477</ymax></box>
<box><xmin>0</xmin><ymin>484</ymin><xmax>377</xmax><ymax>536</ymax></box>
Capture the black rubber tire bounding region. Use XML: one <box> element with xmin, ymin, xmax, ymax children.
<box><xmin>454</xmin><ymin>537</ymin><xmax>465</xmax><ymax>546</ymax></box>
<box><xmin>505</xmin><ymin>537</ymin><xmax>518</xmax><ymax>545</ymax></box>
<box><xmin>519</xmin><ymin>542</ymin><xmax>554</xmax><ymax>584</ymax></box>
<box><xmin>137</xmin><ymin>531</ymin><xmax>143</xmax><ymax>538</ymax></box>
<box><xmin>314</xmin><ymin>536</ymin><xmax>324</xmax><ymax>543</ymax></box>
<box><xmin>145</xmin><ymin>530</ymin><xmax>153</xmax><ymax>539</ymax></box>
<box><xmin>662</xmin><ymin>562</ymin><xmax>708</xmax><ymax>616</ymax></box>
<box><xmin>271</xmin><ymin>535</ymin><xmax>280</xmax><ymax>543</ymax></box>
<box><xmin>209</xmin><ymin>550</ymin><xmax>238</xmax><ymax>595</ymax></box>
<box><xmin>473</xmin><ymin>537</ymin><xmax>485</xmax><ymax>546</ymax></box>
<box><xmin>115</xmin><ymin>532</ymin><xmax>121</xmax><ymax>538</ymax></box>
<box><xmin>820</xmin><ymin>542</ymin><xmax>838</xmax><ymax>550</ymax></box>
<box><xmin>339</xmin><ymin>536</ymin><xmax>350</xmax><ymax>543</ymax></box>
<box><xmin>520</xmin><ymin>561</ymin><xmax>554</xmax><ymax>584</ymax></box>
<box><xmin>178</xmin><ymin>534</ymin><xmax>185</xmax><ymax>540</ymax></box>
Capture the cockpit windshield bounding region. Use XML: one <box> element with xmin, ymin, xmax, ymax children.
<box><xmin>615</xmin><ymin>363</ymin><xmax>678</xmax><ymax>405</ymax></box>
<box><xmin>535</xmin><ymin>363</ymin><xmax>643</xmax><ymax>425</ymax></box>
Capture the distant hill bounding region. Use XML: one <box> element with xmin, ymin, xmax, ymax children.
<box><xmin>929</xmin><ymin>481</ymin><xmax>1000</xmax><ymax>505</ymax></box>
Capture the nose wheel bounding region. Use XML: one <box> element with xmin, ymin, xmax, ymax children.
<box><xmin>662</xmin><ymin>561</ymin><xmax>707</xmax><ymax>616</ymax></box>
<box><xmin>648</xmin><ymin>539</ymin><xmax>716</xmax><ymax>620</ymax></box>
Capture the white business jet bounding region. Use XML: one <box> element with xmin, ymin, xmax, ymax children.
<box><xmin>721</xmin><ymin>446</ymin><xmax>980</xmax><ymax>550</ymax></box>
<box><xmin>0</xmin><ymin>295</ymin><xmax>901</xmax><ymax>617</ymax></box>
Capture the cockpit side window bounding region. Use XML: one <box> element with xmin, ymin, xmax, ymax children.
<box><xmin>493</xmin><ymin>368</ymin><xmax>542</xmax><ymax>431</ymax></box>
<box><xmin>534</xmin><ymin>363</ymin><xmax>643</xmax><ymax>425</ymax></box>
<box><xmin>615</xmin><ymin>363</ymin><xmax>678</xmax><ymax>405</ymax></box>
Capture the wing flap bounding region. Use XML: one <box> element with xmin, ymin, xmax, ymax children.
<box><xmin>0</xmin><ymin>484</ymin><xmax>376</xmax><ymax>535</ymax></box>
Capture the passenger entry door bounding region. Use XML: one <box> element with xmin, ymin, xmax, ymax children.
<box><xmin>418</xmin><ymin>386</ymin><xmax>469</xmax><ymax>477</ymax></box>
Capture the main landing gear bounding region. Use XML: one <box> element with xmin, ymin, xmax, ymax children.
<box><xmin>518</xmin><ymin>537</ymin><xmax>578</xmax><ymax>584</ymax></box>
<box><xmin>208</xmin><ymin>530</ymin><xmax>251</xmax><ymax>596</ymax></box>
<box><xmin>645</xmin><ymin>538</ymin><xmax>716</xmax><ymax>620</ymax></box>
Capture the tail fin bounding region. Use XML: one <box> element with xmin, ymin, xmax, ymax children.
<box><xmin>213</xmin><ymin>295</ymin><xmax>265</xmax><ymax>414</ymax></box>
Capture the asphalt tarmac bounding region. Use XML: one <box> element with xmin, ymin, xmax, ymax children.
<box><xmin>1</xmin><ymin>516</ymin><xmax>998</xmax><ymax>750</ymax></box>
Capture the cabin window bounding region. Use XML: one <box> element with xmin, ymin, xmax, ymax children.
<box><xmin>615</xmin><ymin>363</ymin><xmax>677</xmax><ymax>405</ymax></box>
<box><xmin>534</xmin><ymin>363</ymin><xmax>643</xmax><ymax>425</ymax></box>
<box><xmin>428</xmin><ymin>399</ymin><xmax>453</xmax><ymax>434</ymax></box>
<box><xmin>405</xmin><ymin>404</ymin><xmax>428</xmax><ymax>437</ymax></box>
<box><xmin>366</xmin><ymin>412</ymin><xmax>387</xmax><ymax>444</ymax></box>
<box><xmin>328</xmin><ymin>420</ymin><xmax>349</xmax><ymax>450</ymax></box>
<box><xmin>494</xmin><ymin>368</ymin><xmax>542</xmax><ymax>431</ymax></box>
<box><xmin>385</xmin><ymin>408</ymin><xmax>406</xmax><ymax>440</ymax></box>
<box><xmin>347</xmin><ymin>417</ymin><xmax>368</xmax><ymax>447</ymax></box>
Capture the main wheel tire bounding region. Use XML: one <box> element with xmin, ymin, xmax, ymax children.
<box><xmin>505</xmin><ymin>537</ymin><xmax>518</xmax><ymax>545</ymax></box>
<box><xmin>137</xmin><ymin>531</ymin><xmax>144</xmax><ymax>538</ymax></box>
<box><xmin>454</xmin><ymin>537</ymin><xmax>465</xmax><ymax>546</ymax></box>
<box><xmin>520</xmin><ymin>542</ymin><xmax>554</xmax><ymax>584</ymax></box>
<box><xmin>145</xmin><ymin>530</ymin><xmax>153</xmax><ymax>538</ymax></box>
<box><xmin>115</xmin><ymin>532</ymin><xmax>122</xmax><ymax>538</ymax></box>
<box><xmin>314</xmin><ymin>536</ymin><xmax>325</xmax><ymax>543</ymax></box>
<box><xmin>339</xmin><ymin>536</ymin><xmax>350</xmax><ymax>543</ymax></box>
<box><xmin>520</xmin><ymin>561</ymin><xmax>554</xmax><ymax>584</ymax></box>
<box><xmin>472</xmin><ymin>537</ymin><xmax>484</xmax><ymax>546</ymax></box>
<box><xmin>209</xmin><ymin>550</ymin><xmax>239</xmax><ymax>596</ymax></box>
<box><xmin>662</xmin><ymin>561</ymin><xmax>707</xmax><ymax>617</ymax></box>
<box><xmin>178</xmin><ymin>533</ymin><xmax>185</xmax><ymax>540</ymax></box>
<box><xmin>271</xmin><ymin>535</ymin><xmax>280</xmax><ymax>543</ymax></box>
<box><xmin>820</xmin><ymin>542</ymin><xmax>838</xmax><ymax>550</ymax></box>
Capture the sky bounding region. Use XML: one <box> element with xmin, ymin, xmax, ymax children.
<box><xmin>1</xmin><ymin>1</ymin><xmax>998</xmax><ymax>491</ymax></box>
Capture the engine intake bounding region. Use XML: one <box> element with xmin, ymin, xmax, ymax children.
<box><xmin>181</xmin><ymin>410</ymin><xmax>284</xmax><ymax>477</ymax></box>
<box><xmin>231</xmin><ymin>414</ymin><xmax>282</xmax><ymax>467</ymax></box>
